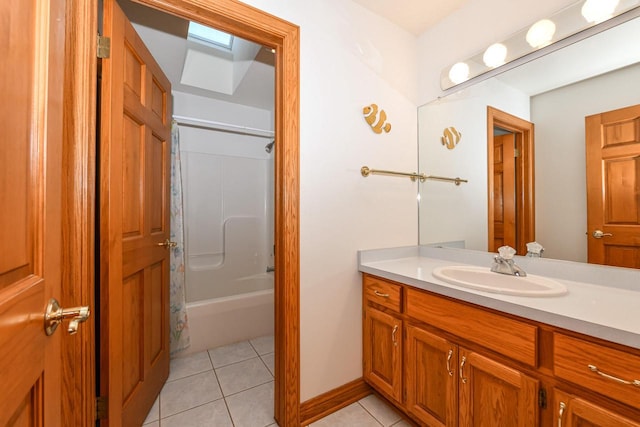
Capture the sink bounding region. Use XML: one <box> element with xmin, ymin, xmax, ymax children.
<box><xmin>432</xmin><ymin>265</ymin><xmax>568</xmax><ymax>297</ymax></box>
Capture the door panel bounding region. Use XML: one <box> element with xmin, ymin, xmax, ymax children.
<box><xmin>0</xmin><ymin>0</ymin><xmax>65</xmax><ymax>425</ymax></box>
<box><xmin>586</xmin><ymin>105</ymin><xmax>640</xmax><ymax>268</ymax></box>
<box><xmin>458</xmin><ymin>349</ymin><xmax>538</xmax><ymax>426</ymax></box>
<box><xmin>100</xmin><ymin>0</ymin><xmax>172</xmax><ymax>424</ymax></box>
<box><xmin>492</xmin><ymin>134</ymin><xmax>516</xmax><ymax>251</ymax></box>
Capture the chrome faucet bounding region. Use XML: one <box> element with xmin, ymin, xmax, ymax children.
<box><xmin>490</xmin><ymin>246</ymin><xmax>527</xmax><ymax>277</ymax></box>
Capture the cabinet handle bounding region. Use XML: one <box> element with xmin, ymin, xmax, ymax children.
<box><xmin>374</xmin><ymin>290</ymin><xmax>390</xmax><ymax>298</ymax></box>
<box><xmin>557</xmin><ymin>401</ymin><xmax>566</xmax><ymax>427</ymax></box>
<box><xmin>460</xmin><ymin>356</ymin><xmax>467</xmax><ymax>384</ymax></box>
<box><xmin>391</xmin><ymin>325</ymin><xmax>399</xmax><ymax>346</ymax></box>
<box><xmin>587</xmin><ymin>364</ymin><xmax>640</xmax><ymax>387</ymax></box>
<box><xmin>446</xmin><ymin>349</ymin><xmax>454</xmax><ymax>376</ymax></box>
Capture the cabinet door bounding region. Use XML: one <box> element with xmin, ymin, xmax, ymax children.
<box><xmin>555</xmin><ymin>390</ymin><xmax>640</xmax><ymax>427</ymax></box>
<box><xmin>405</xmin><ymin>325</ymin><xmax>458</xmax><ymax>427</ymax></box>
<box><xmin>458</xmin><ymin>349</ymin><xmax>538</xmax><ymax>426</ymax></box>
<box><xmin>363</xmin><ymin>307</ymin><xmax>402</xmax><ymax>402</ymax></box>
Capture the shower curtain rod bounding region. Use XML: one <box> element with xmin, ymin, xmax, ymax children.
<box><xmin>173</xmin><ymin>115</ymin><xmax>275</xmax><ymax>139</ymax></box>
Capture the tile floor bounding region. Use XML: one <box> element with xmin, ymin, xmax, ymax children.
<box><xmin>143</xmin><ymin>335</ymin><xmax>411</xmax><ymax>427</ymax></box>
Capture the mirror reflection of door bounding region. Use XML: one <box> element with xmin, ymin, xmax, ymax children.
<box><xmin>487</xmin><ymin>107</ymin><xmax>535</xmax><ymax>255</ymax></box>
<box><xmin>585</xmin><ymin>103</ymin><xmax>640</xmax><ymax>268</ymax></box>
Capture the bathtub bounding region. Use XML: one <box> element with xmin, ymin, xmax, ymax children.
<box><xmin>183</xmin><ymin>273</ymin><xmax>274</xmax><ymax>355</ymax></box>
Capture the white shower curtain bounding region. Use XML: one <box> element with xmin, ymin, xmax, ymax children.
<box><xmin>169</xmin><ymin>120</ymin><xmax>190</xmax><ymax>354</ymax></box>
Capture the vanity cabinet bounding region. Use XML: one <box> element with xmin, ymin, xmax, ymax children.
<box><xmin>363</xmin><ymin>276</ymin><xmax>403</xmax><ymax>403</ymax></box>
<box><xmin>553</xmin><ymin>389</ymin><xmax>640</xmax><ymax>427</ymax></box>
<box><xmin>362</xmin><ymin>273</ymin><xmax>640</xmax><ymax>427</ymax></box>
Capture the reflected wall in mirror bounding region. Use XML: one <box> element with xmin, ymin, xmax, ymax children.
<box><xmin>418</xmin><ymin>12</ymin><xmax>640</xmax><ymax>264</ymax></box>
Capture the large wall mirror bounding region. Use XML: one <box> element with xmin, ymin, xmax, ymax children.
<box><xmin>418</xmin><ymin>9</ymin><xmax>640</xmax><ymax>265</ymax></box>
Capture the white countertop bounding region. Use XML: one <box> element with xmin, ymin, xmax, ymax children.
<box><xmin>358</xmin><ymin>246</ymin><xmax>640</xmax><ymax>350</ymax></box>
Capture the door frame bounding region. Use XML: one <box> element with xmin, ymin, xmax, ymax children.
<box><xmin>62</xmin><ymin>0</ymin><xmax>300</xmax><ymax>425</ymax></box>
<box><xmin>487</xmin><ymin>106</ymin><xmax>535</xmax><ymax>255</ymax></box>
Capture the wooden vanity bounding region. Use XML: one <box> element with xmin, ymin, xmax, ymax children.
<box><xmin>363</xmin><ymin>273</ymin><xmax>640</xmax><ymax>426</ymax></box>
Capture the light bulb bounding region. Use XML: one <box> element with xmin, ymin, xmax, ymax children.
<box><xmin>483</xmin><ymin>43</ymin><xmax>507</xmax><ymax>68</ymax></box>
<box><xmin>526</xmin><ymin>19</ymin><xmax>556</xmax><ymax>48</ymax></box>
<box><xmin>448</xmin><ymin>62</ymin><xmax>470</xmax><ymax>84</ymax></box>
<box><xmin>581</xmin><ymin>0</ymin><xmax>619</xmax><ymax>23</ymax></box>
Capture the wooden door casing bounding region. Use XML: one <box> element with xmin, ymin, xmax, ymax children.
<box><xmin>458</xmin><ymin>349</ymin><xmax>538</xmax><ymax>426</ymax></box>
<box><xmin>100</xmin><ymin>0</ymin><xmax>172</xmax><ymax>424</ymax></box>
<box><xmin>0</xmin><ymin>0</ymin><xmax>66</xmax><ymax>425</ymax></box>
<box><xmin>404</xmin><ymin>325</ymin><xmax>458</xmax><ymax>427</ymax></box>
<box><xmin>363</xmin><ymin>308</ymin><xmax>403</xmax><ymax>403</ymax></box>
<box><xmin>586</xmin><ymin>104</ymin><xmax>640</xmax><ymax>268</ymax></box>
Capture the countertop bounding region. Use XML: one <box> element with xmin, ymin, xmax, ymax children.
<box><xmin>358</xmin><ymin>245</ymin><xmax>640</xmax><ymax>350</ymax></box>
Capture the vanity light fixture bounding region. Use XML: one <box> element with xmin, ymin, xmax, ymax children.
<box><xmin>440</xmin><ymin>0</ymin><xmax>639</xmax><ymax>90</ymax></box>
<box><xmin>448</xmin><ymin>62</ymin><xmax>470</xmax><ymax>84</ymax></box>
<box><xmin>526</xmin><ymin>19</ymin><xmax>557</xmax><ymax>48</ymax></box>
<box><xmin>582</xmin><ymin>0</ymin><xmax>621</xmax><ymax>23</ymax></box>
<box><xmin>483</xmin><ymin>43</ymin><xmax>508</xmax><ymax>68</ymax></box>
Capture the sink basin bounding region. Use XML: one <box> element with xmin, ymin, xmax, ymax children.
<box><xmin>432</xmin><ymin>265</ymin><xmax>568</xmax><ymax>297</ymax></box>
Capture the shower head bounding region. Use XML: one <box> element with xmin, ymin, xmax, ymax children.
<box><xmin>265</xmin><ymin>141</ymin><xmax>275</xmax><ymax>153</ymax></box>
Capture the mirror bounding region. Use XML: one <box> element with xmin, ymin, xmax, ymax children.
<box><xmin>418</xmin><ymin>12</ymin><xmax>640</xmax><ymax>263</ymax></box>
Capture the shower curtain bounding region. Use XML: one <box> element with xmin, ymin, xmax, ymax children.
<box><xmin>169</xmin><ymin>120</ymin><xmax>190</xmax><ymax>354</ymax></box>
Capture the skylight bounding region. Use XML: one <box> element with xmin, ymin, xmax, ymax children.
<box><xmin>187</xmin><ymin>22</ymin><xmax>234</xmax><ymax>50</ymax></box>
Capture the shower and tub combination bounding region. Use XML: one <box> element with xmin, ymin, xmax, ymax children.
<box><xmin>174</xmin><ymin>110</ymin><xmax>275</xmax><ymax>355</ymax></box>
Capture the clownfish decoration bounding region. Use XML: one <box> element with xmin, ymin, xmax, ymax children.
<box><xmin>362</xmin><ymin>103</ymin><xmax>392</xmax><ymax>134</ymax></box>
<box><xmin>441</xmin><ymin>127</ymin><xmax>462</xmax><ymax>150</ymax></box>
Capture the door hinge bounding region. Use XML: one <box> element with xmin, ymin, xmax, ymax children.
<box><xmin>97</xmin><ymin>35</ymin><xmax>111</xmax><ymax>59</ymax></box>
<box><xmin>514</xmin><ymin>148</ymin><xmax>521</xmax><ymax>158</ymax></box>
<box><xmin>538</xmin><ymin>388</ymin><xmax>547</xmax><ymax>409</ymax></box>
<box><xmin>96</xmin><ymin>396</ymin><xmax>108</xmax><ymax>420</ymax></box>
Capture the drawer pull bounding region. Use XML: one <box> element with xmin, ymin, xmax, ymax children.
<box><xmin>587</xmin><ymin>364</ymin><xmax>640</xmax><ymax>387</ymax></box>
<box><xmin>374</xmin><ymin>290</ymin><xmax>390</xmax><ymax>298</ymax></box>
<box><xmin>557</xmin><ymin>402</ymin><xmax>566</xmax><ymax>427</ymax></box>
<box><xmin>391</xmin><ymin>325</ymin><xmax>399</xmax><ymax>346</ymax></box>
<box><xmin>460</xmin><ymin>356</ymin><xmax>467</xmax><ymax>384</ymax></box>
<box><xmin>446</xmin><ymin>349</ymin><xmax>454</xmax><ymax>376</ymax></box>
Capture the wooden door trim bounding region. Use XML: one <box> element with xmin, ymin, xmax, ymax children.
<box><xmin>136</xmin><ymin>1</ymin><xmax>300</xmax><ymax>425</ymax></box>
<box><xmin>61</xmin><ymin>0</ymin><xmax>98</xmax><ymax>425</ymax></box>
<box><xmin>63</xmin><ymin>0</ymin><xmax>299</xmax><ymax>424</ymax></box>
<box><xmin>487</xmin><ymin>106</ymin><xmax>535</xmax><ymax>255</ymax></box>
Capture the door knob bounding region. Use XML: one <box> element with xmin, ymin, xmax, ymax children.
<box><xmin>44</xmin><ymin>298</ymin><xmax>90</xmax><ymax>336</ymax></box>
<box><xmin>157</xmin><ymin>239</ymin><xmax>177</xmax><ymax>248</ymax></box>
<box><xmin>592</xmin><ymin>230</ymin><xmax>613</xmax><ymax>239</ymax></box>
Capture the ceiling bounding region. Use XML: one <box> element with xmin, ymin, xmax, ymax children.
<box><xmin>352</xmin><ymin>0</ymin><xmax>469</xmax><ymax>35</ymax></box>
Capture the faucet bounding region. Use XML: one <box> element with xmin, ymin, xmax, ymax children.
<box><xmin>491</xmin><ymin>246</ymin><xmax>527</xmax><ymax>277</ymax></box>
<box><xmin>266</xmin><ymin>266</ymin><xmax>275</xmax><ymax>273</ymax></box>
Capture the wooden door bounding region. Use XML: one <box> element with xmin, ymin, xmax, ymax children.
<box><xmin>458</xmin><ymin>349</ymin><xmax>538</xmax><ymax>426</ymax></box>
<box><xmin>492</xmin><ymin>133</ymin><xmax>517</xmax><ymax>252</ymax></box>
<box><xmin>405</xmin><ymin>325</ymin><xmax>458</xmax><ymax>427</ymax></box>
<box><xmin>555</xmin><ymin>390</ymin><xmax>640</xmax><ymax>427</ymax></box>
<box><xmin>99</xmin><ymin>0</ymin><xmax>173</xmax><ymax>424</ymax></box>
<box><xmin>0</xmin><ymin>0</ymin><xmax>66</xmax><ymax>425</ymax></box>
<box><xmin>586</xmin><ymin>104</ymin><xmax>640</xmax><ymax>268</ymax></box>
<box><xmin>363</xmin><ymin>307</ymin><xmax>403</xmax><ymax>403</ymax></box>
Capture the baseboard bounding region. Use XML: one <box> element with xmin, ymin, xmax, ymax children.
<box><xmin>299</xmin><ymin>378</ymin><xmax>372</xmax><ymax>426</ymax></box>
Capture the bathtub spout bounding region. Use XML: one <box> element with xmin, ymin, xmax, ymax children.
<box><xmin>266</xmin><ymin>266</ymin><xmax>275</xmax><ymax>273</ymax></box>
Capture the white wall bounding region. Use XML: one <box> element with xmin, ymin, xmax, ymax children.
<box><xmin>532</xmin><ymin>62</ymin><xmax>640</xmax><ymax>262</ymax></box>
<box><xmin>236</xmin><ymin>0</ymin><xmax>418</xmax><ymax>401</ymax></box>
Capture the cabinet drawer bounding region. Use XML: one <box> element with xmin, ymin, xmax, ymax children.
<box><xmin>363</xmin><ymin>275</ymin><xmax>402</xmax><ymax>312</ymax></box>
<box><xmin>554</xmin><ymin>333</ymin><xmax>640</xmax><ymax>409</ymax></box>
<box><xmin>406</xmin><ymin>289</ymin><xmax>537</xmax><ymax>367</ymax></box>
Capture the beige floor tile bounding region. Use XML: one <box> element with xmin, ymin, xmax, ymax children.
<box><xmin>309</xmin><ymin>402</ymin><xmax>383</xmax><ymax>427</ymax></box>
<box><xmin>359</xmin><ymin>394</ymin><xmax>402</xmax><ymax>426</ymax></box>
<box><xmin>216</xmin><ymin>357</ymin><xmax>273</xmax><ymax>396</ymax></box>
<box><xmin>167</xmin><ymin>350</ymin><xmax>213</xmax><ymax>382</ymax></box>
<box><xmin>160</xmin><ymin>371</ymin><xmax>223</xmax><ymax>417</ymax></box>
<box><xmin>208</xmin><ymin>340</ymin><xmax>257</xmax><ymax>368</ymax></box>
<box><xmin>161</xmin><ymin>400</ymin><xmax>233</xmax><ymax>427</ymax></box>
<box><xmin>226</xmin><ymin>381</ymin><xmax>275</xmax><ymax>427</ymax></box>
<box><xmin>250</xmin><ymin>335</ymin><xmax>275</xmax><ymax>355</ymax></box>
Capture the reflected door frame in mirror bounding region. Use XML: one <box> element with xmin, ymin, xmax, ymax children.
<box><xmin>487</xmin><ymin>106</ymin><xmax>535</xmax><ymax>255</ymax></box>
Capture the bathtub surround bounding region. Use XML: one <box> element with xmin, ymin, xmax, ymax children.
<box><xmin>169</xmin><ymin>121</ymin><xmax>190</xmax><ymax>355</ymax></box>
